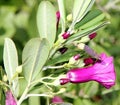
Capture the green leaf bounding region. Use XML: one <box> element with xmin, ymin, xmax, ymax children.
<box><xmin>37</xmin><ymin>1</ymin><xmax>56</xmax><ymax>48</ymax></box>
<box><xmin>58</xmin><ymin>0</ymin><xmax>66</xmax><ymax>32</ymax></box>
<box><xmin>46</xmin><ymin>49</ymin><xmax>79</xmax><ymax>65</ymax></box>
<box><xmin>18</xmin><ymin>78</ymin><xmax>27</xmax><ymax>97</ymax></box>
<box><xmin>65</xmin><ymin>0</ymin><xmax>73</xmax><ymax>14</ymax></box>
<box><xmin>51</xmin><ymin>103</ymin><xmax>73</xmax><ymax>105</ymax></box>
<box><xmin>29</xmin><ymin>96</ymin><xmax>40</xmax><ymax>105</ymax></box>
<box><xmin>72</xmin><ymin>0</ymin><xmax>95</xmax><ymax>23</ymax></box>
<box><xmin>28</xmin><ymin>89</ymin><xmax>40</xmax><ymax>105</ymax></box>
<box><xmin>73</xmin><ymin>98</ymin><xmax>82</xmax><ymax>105</ymax></box>
<box><xmin>80</xmin><ymin>81</ymin><xmax>99</xmax><ymax>97</ymax></box>
<box><xmin>3</xmin><ymin>38</ymin><xmax>19</xmax><ymax>97</ymax></box>
<box><xmin>75</xmin><ymin>9</ymin><xmax>105</xmax><ymax>29</ymax></box>
<box><xmin>27</xmin><ymin>6</ymin><xmax>39</xmax><ymax>38</ymax></box>
<box><xmin>66</xmin><ymin>21</ymin><xmax>109</xmax><ymax>44</ymax></box>
<box><xmin>0</xmin><ymin>67</ymin><xmax>5</xmax><ymax>105</ymax></box>
<box><xmin>22</xmin><ymin>38</ymin><xmax>50</xmax><ymax>81</ymax></box>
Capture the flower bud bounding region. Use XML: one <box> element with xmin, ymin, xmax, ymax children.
<box><xmin>79</xmin><ymin>33</ymin><xmax>97</xmax><ymax>43</ymax></box>
<box><xmin>53</xmin><ymin>75</ymin><xmax>66</xmax><ymax>86</ymax></box>
<box><xmin>62</xmin><ymin>32</ymin><xmax>70</xmax><ymax>39</ymax></box>
<box><xmin>52</xmin><ymin>96</ymin><xmax>63</xmax><ymax>104</ymax></box>
<box><xmin>60</xmin><ymin>78</ymin><xmax>70</xmax><ymax>85</ymax></box>
<box><xmin>74</xmin><ymin>54</ymin><xmax>80</xmax><ymax>60</ymax></box>
<box><xmin>56</xmin><ymin>11</ymin><xmax>60</xmax><ymax>29</ymax></box>
<box><xmin>89</xmin><ymin>33</ymin><xmax>97</xmax><ymax>39</ymax></box>
<box><xmin>77</xmin><ymin>43</ymin><xmax>85</xmax><ymax>50</ymax></box>
<box><xmin>77</xmin><ymin>43</ymin><xmax>100</xmax><ymax>59</ymax></box>
<box><xmin>56</xmin><ymin>11</ymin><xmax>60</xmax><ymax>22</ymax></box>
<box><xmin>84</xmin><ymin>58</ymin><xmax>96</xmax><ymax>66</ymax></box>
<box><xmin>67</xmin><ymin>14</ymin><xmax>72</xmax><ymax>22</ymax></box>
<box><xmin>68</xmin><ymin>54</ymin><xmax>80</xmax><ymax>65</ymax></box>
<box><xmin>16</xmin><ymin>65</ymin><xmax>22</xmax><ymax>73</ymax></box>
<box><xmin>59</xmin><ymin>47</ymin><xmax>68</xmax><ymax>54</ymax></box>
<box><xmin>3</xmin><ymin>75</ymin><xmax>8</xmax><ymax>82</ymax></box>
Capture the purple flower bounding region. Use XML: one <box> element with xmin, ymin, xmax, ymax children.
<box><xmin>62</xmin><ymin>32</ymin><xmax>70</xmax><ymax>39</ymax></box>
<box><xmin>60</xmin><ymin>53</ymin><xmax>116</xmax><ymax>89</ymax></box>
<box><xmin>83</xmin><ymin>57</ymin><xmax>96</xmax><ymax>66</ymax></box>
<box><xmin>89</xmin><ymin>33</ymin><xmax>97</xmax><ymax>39</ymax></box>
<box><xmin>56</xmin><ymin>11</ymin><xmax>60</xmax><ymax>22</ymax></box>
<box><xmin>59</xmin><ymin>47</ymin><xmax>68</xmax><ymax>54</ymax></box>
<box><xmin>52</xmin><ymin>96</ymin><xmax>63</xmax><ymax>104</ymax></box>
<box><xmin>5</xmin><ymin>91</ymin><xmax>17</xmax><ymax>105</ymax></box>
<box><xmin>56</xmin><ymin>11</ymin><xmax>60</xmax><ymax>29</ymax></box>
<box><xmin>73</xmin><ymin>54</ymin><xmax>81</xmax><ymax>60</ymax></box>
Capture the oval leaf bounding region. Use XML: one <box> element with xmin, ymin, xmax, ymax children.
<box><xmin>75</xmin><ymin>9</ymin><xmax>105</xmax><ymax>29</ymax></box>
<box><xmin>3</xmin><ymin>38</ymin><xmax>19</xmax><ymax>97</ymax></box>
<box><xmin>22</xmin><ymin>38</ymin><xmax>50</xmax><ymax>81</ymax></box>
<box><xmin>67</xmin><ymin>21</ymin><xmax>109</xmax><ymax>44</ymax></box>
<box><xmin>72</xmin><ymin>0</ymin><xmax>95</xmax><ymax>23</ymax></box>
<box><xmin>37</xmin><ymin>1</ymin><xmax>56</xmax><ymax>48</ymax></box>
<box><xmin>57</xmin><ymin>0</ymin><xmax>66</xmax><ymax>32</ymax></box>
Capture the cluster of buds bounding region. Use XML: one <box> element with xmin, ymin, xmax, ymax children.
<box><xmin>68</xmin><ymin>54</ymin><xmax>81</xmax><ymax>66</ymax></box>
<box><xmin>79</xmin><ymin>33</ymin><xmax>97</xmax><ymax>43</ymax></box>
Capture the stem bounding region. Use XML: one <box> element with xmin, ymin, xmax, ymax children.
<box><xmin>49</xmin><ymin>49</ymin><xmax>57</xmax><ymax>59</ymax></box>
<box><xmin>43</xmin><ymin>65</ymin><xmax>64</xmax><ymax>71</ymax></box>
<box><xmin>17</xmin><ymin>85</ymin><xmax>30</xmax><ymax>105</ymax></box>
<box><xmin>0</xmin><ymin>80</ymin><xmax>10</xmax><ymax>88</ymax></box>
<box><xmin>46</xmin><ymin>97</ymin><xmax>50</xmax><ymax>105</ymax></box>
<box><xmin>25</xmin><ymin>94</ymin><xmax>52</xmax><ymax>99</ymax></box>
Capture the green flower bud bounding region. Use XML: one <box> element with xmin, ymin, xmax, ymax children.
<box><xmin>67</xmin><ymin>14</ymin><xmax>72</xmax><ymax>22</ymax></box>
<box><xmin>3</xmin><ymin>75</ymin><xmax>8</xmax><ymax>82</ymax></box>
<box><xmin>16</xmin><ymin>65</ymin><xmax>22</xmax><ymax>73</ymax></box>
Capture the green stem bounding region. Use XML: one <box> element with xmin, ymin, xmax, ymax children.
<box><xmin>0</xmin><ymin>80</ymin><xmax>10</xmax><ymax>88</ymax></box>
<box><xmin>43</xmin><ymin>65</ymin><xmax>64</xmax><ymax>71</ymax></box>
<box><xmin>46</xmin><ymin>97</ymin><xmax>50</xmax><ymax>105</ymax></box>
<box><xmin>17</xmin><ymin>84</ymin><xmax>30</xmax><ymax>105</ymax></box>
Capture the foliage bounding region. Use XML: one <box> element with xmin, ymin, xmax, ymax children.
<box><xmin>0</xmin><ymin>0</ymin><xmax>120</xmax><ymax>105</ymax></box>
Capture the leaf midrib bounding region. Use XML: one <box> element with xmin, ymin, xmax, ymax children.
<box><xmin>43</xmin><ymin>3</ymin><xmax>47</xmax><ymax>38</ymax></box>
<box><xmin>6</xmin><ymin>40</ymin><xmax>13</xmax><ymax>79</ymax></box>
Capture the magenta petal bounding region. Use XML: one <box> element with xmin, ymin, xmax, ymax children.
<box><xmin>62</xmin><ymin>32</ymin><xmax>70</xmax><ymax>39</ymax></box>
<box><xmin>56</xmin><ymin>11</ymin><xmax>60</xmax><ymax>21</ymax></box>
<box><xmin>66</xmin><ymin>53</ymin><xmax>116</xmax><ymax>89</ymax></box>
<box><xmin>52</xmin><ymin>96</ymin><xmax>63</xmax><ymax>104</ymax></box>
<box><xmin>5</xmin><ymin>91</ymin><xmax>17</xmax><ymax>105</ymax></box>
<box><xmin>89</xmin><ymin>33</ymin><xmax>97</xmax><ymax>39</ymax></box>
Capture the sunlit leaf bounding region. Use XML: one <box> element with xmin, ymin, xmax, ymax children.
<box><xmin>3</xmin><ymin>38</ymin><xmax>19</xmax><ymax>97</ymax></box>
<box><xmin>46</xmin><ymin>48</ymin><xmax>80</xmax><ymax>65</ymax></box>
<box><xmin>58</xmin><ymin>0</ymin><xmax>66</xmax><ymax>32</ymax></box>
<box><xmin>66</xmin><ymin>21</ymin><xmax>109</xmax><ymax>44</ymax></box>
<box><xmin>72</xmin><ymin>0</ymin><xmax>95</xmax><ymax>24</ymax></box>
<box><xmin>37</xmin><ymin>1</ymin><xmax>56</xmax><ymax>48</ymax></box>
<box><xmin>22</xmin><ymin>38</ymin><xmax>50</xmax><ymax>81</ymax></box>
<box><xmin>64</xmin><ymin>0</ymin><xmax>73</xmax><ymax>14</ymax></box>
<box><xmin>75</xmin><ymin>9</ymin><xmax>105</xmax><ymax>29</ymax></box>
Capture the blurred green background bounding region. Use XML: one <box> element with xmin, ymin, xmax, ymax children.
<box><xmin>0</xmin><ymin>0</ymin><xmax>120</xmax><ymax>105</ymax></box>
